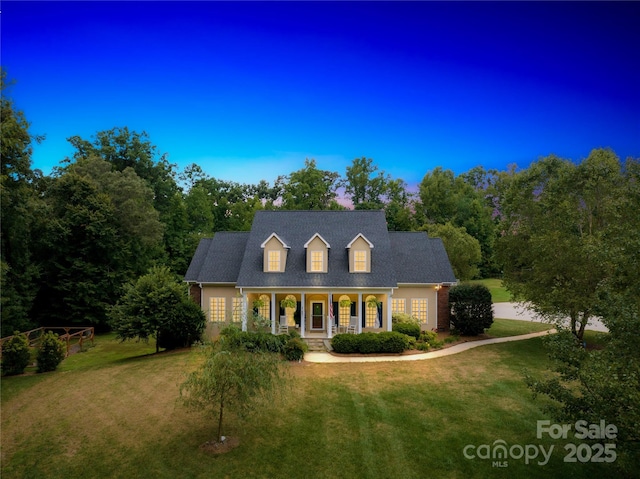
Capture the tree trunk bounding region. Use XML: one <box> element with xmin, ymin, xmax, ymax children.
<box><xmin>217</xmin><ymin>392</ymin><xmax>225</xmax><ymax>442</ymax></box>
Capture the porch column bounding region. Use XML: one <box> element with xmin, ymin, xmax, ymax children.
<box><xmin>387</xmin><ymin>290</ymin><xmax>393</xmax><ymax>331</ymax></box>
<box><xmin>328</xmin><ymin>292</ymin><xmax>333</xmax><ymax>339</ymax></box>
<box><xmin>241</xmin><ymin>293</ymin><xmax>248</xmax><ymax>332</ymax></box>
<box><xmin>271</xmin><ymin>292</ymin><xmax>276</xmax><ymax>335</ymax></box>
<box><xmin>357</xmin><ymin>292</ymin><xmax>363</xmax><ymax>334</ymax></box>
<box><xmin>300</xmin><ymin>292</ymin><xmax>306</xmax><ymax>338</ymax></box>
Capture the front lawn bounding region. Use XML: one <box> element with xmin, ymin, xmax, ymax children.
<box><xmin>467</xmin><ymin>278</ymin><xmax>512</xmax><ymax>302</ymax></box>
<box><xmin>1</xmin><ymin>333</ymin><xmax>616</xmax><ymax>479</ymax></box>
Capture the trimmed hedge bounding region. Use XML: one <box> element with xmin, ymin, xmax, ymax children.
<box><xmin>449</xmin><ymin>284</ymin><xmax>494</xmax><ymax>335</ymax></box>
<box><xmin>221</xmin><ymin>330</ymin><xmax>288</xmax><ymax>353</ymax></box>
<box><xmin>331</xmin><ymin>332</ymin><xmax>410</xmax><ymax>354</ymax></box>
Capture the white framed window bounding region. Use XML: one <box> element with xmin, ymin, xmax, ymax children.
<box><xmin>210</xmin><ymin>297</ymin><xmax>226</xmax><ymax>322</ymax></box>
<box><xmin>411</xmin><ymin>299</ymin><xmax>428</xmax><ymax>324</ymax></box>
<box><xmin>232</xmin><ymin>297</ymin><xmax>243</xmax><ymax>323</ymax></box>
<box><xmin>311</xmin><ymin>251</ymin><xmax>323</xmax><ymax>272</ymax></box>
<box><xmin>338</xmin><ymin>295</ymin><xmax>351</xmax><ymax>327</ymax></box>
<box><xmin>392</xmin><ymin>298</ymin><xmax>406</xmax><ymax>314</ymax></box>
<box><xmin>268</xmin><ymin>251</ymin><xmax>280</xmax><ymax>272</ymax></box>
<box><xmin>354</xmin><ymin>250</ymin><xmax>366</xmax><ymax>272</ymax></box>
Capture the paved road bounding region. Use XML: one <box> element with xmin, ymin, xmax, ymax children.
<box><xmin>493</xmin><ymin>302</ymin><xmax>608</xmax><ymax>332</ymax></box>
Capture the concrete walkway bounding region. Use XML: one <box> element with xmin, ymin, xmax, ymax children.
<box><xmin>304</xmin><ymin>329</ymin><xmax>554</xmax><ymax>363</ymax></box>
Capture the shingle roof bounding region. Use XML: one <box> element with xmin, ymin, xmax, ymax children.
<box><xmin>389</xmin><ymin>232</ymin><xmax>457</xmax><ymax>284</ymax></box>
<box><xmin>184</xmin><ymin>211</ymin><xmax>456</xmax><ymax>287</ymax></box>
<box><xmin>184</xmin><ymin>232</ymin><xmax>248</xmax><ymax>283</ymax></box>
<box><xmin>236</xmin><ymin>210</ymin><xmax>396</xmax><ymax>288</ymax></box>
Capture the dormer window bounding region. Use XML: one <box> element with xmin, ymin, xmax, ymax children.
<box><xmin>311</xmin><ymin>251</ymin><xmax>324</xmax><ymax>272</ymax></box>
<box><xmin>347</xmin><ymin>233</ymin><xmax>373</xmax><ymax>273</ymax></box>
<box><xmin>261</xmin><ymin>233</ymin><xmax>289</xmax><ymax>273</ymax></box>
<box><xmin>268</xmin><ymin>251</ymin><xmax>281</xmax><ymax>272</ymax></box>
<box><xmin>304</xmin><ymin>233</ymin><xmax>330</xmax><ymax>273</ymax></box>
<box><xmin>354</xmin><ymin>250</ymin><xmax>367</xmax><ymax>272</ymax></box>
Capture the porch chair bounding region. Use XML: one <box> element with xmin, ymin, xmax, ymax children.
<box><xmin>347</xmin><ymin>316</ymin><xmax>358</xmax><ymax>334</ymax></box>
<box><xmin>278</xmin><ymin>315</ymin><xmax>289</xmax><ymax>335</ymax></box>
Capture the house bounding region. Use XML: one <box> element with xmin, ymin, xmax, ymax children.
<box><xmin>184</xmin><ymin>210</ymin><xmax>456</xmax><ymax>339</ymax></box>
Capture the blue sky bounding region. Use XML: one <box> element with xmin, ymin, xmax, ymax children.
<box><xmin>2</xmin><ymin>1</ymin><xmax>639</xmax><ymax>187</ymax></box>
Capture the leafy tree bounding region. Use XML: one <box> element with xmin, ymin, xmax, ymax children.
<box><xmin>448</xmin><ymin>284</ymin><xmax>493</xmax><ymax>335</ymax></box>
<box><xmin>422</xmin><ymin>222</ymin><xmax>482</xmax><ymax>281</ymax></box>
<box><xmin>33</xmin><ymin>173</ymin><xmax>121</xmax><ymax>328</ymax></box>
<box><xmin>1</xmin><ymin>332</ymin><xmax>31</xmax><ymax>376</ymax></box>
<box><xmin>179</xmin><ymin>341</ymin><xmax>286</xmax><ymax>442</ymax></box>
<box><xmin>66</xmin><ymin>126</ymin><xmax>180</xmax><ymax>218</ymax></box>
<box><xmin>522</xmin><ymin>153</ymin><xmax>640</xmax><ymax>474</ymax></box>
<box><xmin>496</xmin><ymin>149</ymin><xmax>634</xmax><ymax>340</ymax></box>
<box><xmin>384</xmin><ymin>178</ymin><xmax>417</xmax><ymax>231</ymax></box>
<box><xmin>278</xmin><ymin>159</ymin><xmax>343</xmax><ymax>210</ymax></box>
<box><xmin>110</xmin><ymin>266</ymin><xmax>205</xmax><ymax>352</ymax></box>
<box><xmin>0</xmin><ymin>69</ymin><xmax>45</xmax><ymax>335</ymax></box>
<box><xmin>36</xmin><ymin>331</ymin><xmax>66</xmax><ymax>373</ymax></box>
<box><xmin>343</xmin><ymin>157</ymin><xmax>390</xmax><ymax>209</ymax></box>
<box><xmin>418</xmin><ymin>167</ymin><xmax>496</xmax><ymax>276</ymax></box>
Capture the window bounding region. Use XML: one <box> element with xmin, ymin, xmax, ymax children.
<box><xmin>311</xmin><ymin>251</ymin><xmax>323</xmax><ymax>272</ymax></box>
<box><xmin>354</xmin><ymin>250</ymin><xmax>366</xmax><ymax>272</ymax></box>
<box><xmin>210</xmin><ymin>297</ymin><xmax>226</xmax><ymax>322</ymax></box>
<box><xmin>392</xmin><ymin>298</ymin><xmax>406</xmax><ymax>314</ymax></box>
<box><xmin>268</xmin><ymin>251</ymin><xmax>280</xmax><ymax>272</ymax></box>
<box><xmin>365</xmin><ymin>295</ymin><xmax>379</xmax><ymax>328</ymax></box>
<box><xmin>232</xmin><ymin>297</ymin><xmax>243</xmax><ymax>323</ymax></box>
<box><xmin>338</xmin><ymin>295</ymin><xmax>351</xmax><ymax>328</ymax></box>
<box><xmin>411</xmin><ymin>299</ymin><xmax>428</xmax><ymax>324</ymax></box>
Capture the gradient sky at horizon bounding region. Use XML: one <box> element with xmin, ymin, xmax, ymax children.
<box><xmin>2</xmin><ymin>1</ymin><xmax>639</xmax><ymax>187</ymax></box>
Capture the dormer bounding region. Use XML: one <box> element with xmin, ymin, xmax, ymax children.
<box><xmin>346</xmin><ymin>233</ymin><xmax>373</xmax><ymax>273</ymax></box>
<box><xmin>304</xmin><ymin>233</ymin><xmax>330</xmax><ymax>273</ymax></box>
<box><xmin>261</xmin><ymin>233</ymin><xmax>289</xmax><ymax>272</ymax></box>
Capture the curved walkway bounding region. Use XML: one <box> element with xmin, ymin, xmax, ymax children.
<box><xmin>304</xmin><ymin>329</ymin><xmax>555</xmax><ymax>363</ymax></box>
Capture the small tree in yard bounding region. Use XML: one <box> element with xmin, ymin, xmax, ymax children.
<box><xmin>449</xmin><ymin>284</ymin><xmax>493</xmax><ymax>335</ymax></box>
<box><xmin>110</xmin><ymin>266</ymin><xmax>205</xmax><ymax>352</ymax></box>
<box><xmin>1</xmin><ymin>332</ymin><xmax>31</xmax><ymax>376</ymax></box>
<box><xmin>36</xmin><ymin>331</ymin><xmax>66</xmax><ymax>373</ymax></box>
<box><xmin>179</xmin><ymin>341</ymin><xmax>286</xmax><ymax>443</ymax></box>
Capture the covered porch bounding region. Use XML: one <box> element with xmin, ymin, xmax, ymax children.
<box><xmin>243</xmin><ymin>290</ymin><xmax>393</xmax><ymax>339</ymax></box>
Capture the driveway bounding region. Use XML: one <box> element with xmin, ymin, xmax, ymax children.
<box><xmin>493</xmin><ymin>302</ymin><xmax>608</xmax><ymax>332</ymax></box>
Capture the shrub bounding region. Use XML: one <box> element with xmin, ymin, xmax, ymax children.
<box><xmin>392</xmin><ymin>321</ymin><xmax>421</xmax><ymax>340</ymax></box>
<box><xmin>331</xmin><ymin>334</ymin><xmax>360</xmax><ymax>354</ymax></box>
<box><xmin>416</xmin><ymin>342</ymin><xmax>430</xmax><ymax>351</ymax></box>
<box><xmin>392</xmin><ymin>312</ymin><xmax>418</xmax><ymax>324</ymax></box>
<box><xmin>36</xmin><ymin>331</ymin><xmax>66</xmax><ymax>373</ymax></box>
<box><xmin>1</xmin><ymin>332</ymin><xmax>31</xmax><ymax>376</ymax></box>
<box><xmin>224</xmin><ymin>331</ymin><xmax>287</xmax><ymax>353</ymax></box>
<box><xmin>377</xmin><ymin>331</ymin><xmax>410</xmax><ymax>353</ymax></box>
<box><xmin>283</xmin><ymin>337</ymin><xmax>308</xmax><ymax>361</ymax></box>
<box><xmin>419</xmin><ymin>330</ymin><xmax>438</xmax><ymax>344</ymax></box>
<box><xmin>449</xmin><ymin>284</ymin><xmax>494</xmax><ymax>336</ymax></box>
<box><xmin>331</xmin><ymin>332</ymin><xmax>410</xmax><ymax>354</ymax></box>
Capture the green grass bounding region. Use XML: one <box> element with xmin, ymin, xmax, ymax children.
<box><xmin>487</xmin><ymin>318</ymin><xmax>553</xmax><ymax>338</ymax></box>
<box><xmin>467</xmin><ymin>278</ymin><xmax>512</xmax><ymax>302</ymax></box>
<box><xmin>1</xmin><ymin>334</ymin><xmax>617</xmax><ymax>479</ymax></box>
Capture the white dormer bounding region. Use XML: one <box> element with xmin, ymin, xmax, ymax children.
<box><xmin>346</xmin><ymin>233</ymin><xmax>373</xmax><ymax>273</ymax></box>
<box><xmin>261</xmin><ymin>233</ymin><xmax>289</xmax><ymax>272</ymax></box>
<box><xmin>304</xmin><ymin>233</ymin><xmax>330</xmax><ymax>273</ymax></box>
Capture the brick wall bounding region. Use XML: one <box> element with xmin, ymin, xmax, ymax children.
<box><xmin>189</xmin><ymin>284</ymin><xmax>201</xmax><ymax>307</ymax></box>
<box><xmin>437</xmin><ymin>285</ymin><xmax>450</xmax><ymax>331</ymax></box>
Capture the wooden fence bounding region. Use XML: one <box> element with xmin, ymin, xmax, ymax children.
<box><xmin>0</xmin><ymin>327</ymin><xmax>95</xmax><ymax>358</ymax></box>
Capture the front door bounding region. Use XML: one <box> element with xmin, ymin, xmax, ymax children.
<box><xmin>311</xmin><ymin>302</ymin><xmax>324</xmax><ymax>330</ymax></box>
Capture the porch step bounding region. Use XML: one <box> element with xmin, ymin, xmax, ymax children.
<box><xmin>304</xmin><ymin>338</ymin><xmax>329</xmax><ymax>352</ymax></box>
